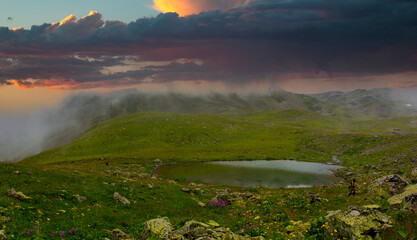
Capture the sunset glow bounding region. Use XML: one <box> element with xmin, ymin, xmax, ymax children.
<box><xmin>0</xmin><ymin>0</ymin><xmax>416</xmax><ymax>112</ymax></box>
<box><xmin>153</xmin><ymin>0</ymin><xmax>202</xmax><ymax>16</ymax></box>
<box><xmin>153</xmin><ymin>0</ymin><xmax>249</xmax><ymax>16</ymax></box>
<box><xmin>59</xmin><ymin>14</ymin><xmax>77</xmax><ymax>25</ymax></box>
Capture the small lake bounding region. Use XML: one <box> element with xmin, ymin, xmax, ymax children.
<box><xmin>158</xmin><ymin>160</ymin><xmax>343</xmax><ymax>188</ymax></box>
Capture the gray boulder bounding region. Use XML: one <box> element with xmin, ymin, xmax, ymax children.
<box><xmin>113</xmin><ymin>192</ymin><xmax>130</xmax><ymax>205</ymax></box>
<box><xmin>6</xmin><ymin>188</ymin><xmax>31</xmax><ymax>202</ymax></box>
<box><xmin>73</xmin><ymin>194</ymin><xmax>87</xmax><ymax>202</ymax></box>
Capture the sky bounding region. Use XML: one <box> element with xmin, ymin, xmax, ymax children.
<box><xmin>1</xmin><ymin>0</ymin><xmax>417</xmax><ymax>112</ymax></box>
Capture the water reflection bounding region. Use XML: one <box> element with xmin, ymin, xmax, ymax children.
<box><xmin>158</xmin><ymin>160</ymin><xmax>343</xmax><ymax>188</ymax></box>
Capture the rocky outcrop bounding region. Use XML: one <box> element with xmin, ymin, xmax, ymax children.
<box><xmin>171</xmin><ymin>220</ymin><xmax>211</xmax><ymax>239</ymax></box>
<box><xmin>113</xmin><ymin>192</ymin><xmax>130</xmax><ymax>205</ymax></box>
<box><xmin>326</xmin><ymin>206</ymin><xmax>392</xmax><ymax>240</ymax></box>
<box><xmin>388</xmin><ymin>184</ymin><xmax>417</xmax><ymax>210</ymax></box>
<box><xmin>142</xmin><ymin>217</ymin><xmax>265</xmax><ymax>240</ymax></box>
<box><xmin>6</xmin><ymin>188</ymin><xmax>31</xmax><ymax>202</ymax></box>
<box><xmin>142</xmin><ymin>217</ymin><xmax>173</xmax><ymax>239</ymax></box>
<box><xmin>211</xmin><ymin>191</ymin><xmax>260</xmax><ymax>207</ymax></box>
<box><xmin>372</xmin><ymin>174</ymin><xmax>409</xmax><ymax>196</ymax></box>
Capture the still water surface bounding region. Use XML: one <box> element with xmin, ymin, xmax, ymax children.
<box><xmin>158</xmin><ymin>160</ymin><xmax>343</xmax><ymax>188</ymax></box>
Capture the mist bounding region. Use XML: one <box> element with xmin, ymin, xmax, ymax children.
<box><xmin>0</xmin><ymin>88</ymin><xmax>282</xmax><ymax>162</ymax></box>
<box><xmin>1</xmin><ymin>87</ymin><xmax>416</xmax><ymax>162</ymax></box>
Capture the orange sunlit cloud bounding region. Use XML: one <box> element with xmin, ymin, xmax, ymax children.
<box><xmin>10</xmin><ymin>78</ymin><xmax>79</xmax><ymax>91</ymax></box>
<box><xmin>153</xmin><ymin>0</ymin><xmax>250</xmax><ymax>16</ymax></box>
<box><xmin>59</xmin><ymin>14</ymin><xmax>77</xmax><ymax>25</ymax></box>
<box><xmin>12</xmin><ymin>27</ymin><xmax>23</xmax><ymax>32</ymax></box>
<box><xmin>11</xmin><ymin>80</ymin><xmax>34</xmax><ymax>89</ymax></box>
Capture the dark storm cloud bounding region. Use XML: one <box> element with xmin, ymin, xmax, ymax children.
<box><xmin>0</xmin><ymin>0</ymin><xmax>416</xmax><ymax>88</ymax></box>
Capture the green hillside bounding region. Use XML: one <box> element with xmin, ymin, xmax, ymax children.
<box><xmin>23</xmin><ymin>110</ymin><xmax>417</xmax><ymax>166</ymax></box>
<box><xmin>2</xmin><ymin>110</ymin><xmax>416</xmax><ymax>239</ymax></box>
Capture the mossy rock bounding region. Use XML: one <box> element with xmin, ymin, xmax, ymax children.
<box><xmin>143</xmin><ymin>217</ymin><xmax>173</xmax><ymax>239</ymax></box>
<box><xmin>326</xmin><ymin>206</ymin><xmax>392</xmax><ymax>240</ymax></box>
<box><xmin>388</xmin><ymin>184</ymin><xmax>417</xmax><ymax>209</ymax></box>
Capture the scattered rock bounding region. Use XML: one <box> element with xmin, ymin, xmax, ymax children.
<box><xmin>111</xmin><ymin>228</ymin><xmax>128</xmax><ymax>239</ymax></box>
<box><xmin>0</xmin><ymin>216</ymin><xmax>10</xmax><ymax>224</ymax></box>
<box><xmin>334</xmin><ymin>168</ymin><xmax>356</xmax><ymax>180</ymax></box>
<box><xmin>174</xmin><ymin>220</ymin><xmax>211</xmax><ymax>239</ymax></box>
<box><xmin>73</xmin><ymin>195</ymin><xmax>87</xmax><ymax>202</ymax></box>
<box><xmin>137</xmin><ymin>173</ymin><xmax>151</xmax><ymax>178</ymax></box>
<box><xmin>332</xmin><ymin>155</ymin><xmax>341</xmax><ymax>164</ymax></box>
<box><xmin>191</xmin><ymin>188</ymin><xmax>204</xmax><ymax>195</ymax></box>
<box><xmin>192</xmin><ymin>198</ymin><xmax>206</xmax><ymax>207</ymax></box>
<box><xmin>364</xmin><ymin>164</ymin><xmax>377</xmax><ymax>170</ymax></box>
<box><xmin>373</xmin><ymin>174</ymin><xmax>409</xmax><ymax>196</ymax></box>
<box><xmin>12</xmin><ymin>171</ymin><xmax>20</xmax><ymax>175</ymax></box>
<box><xmin>113</xmin><ymin>192</ymin><xmax>130</xmax><ymax>205</ymax></box>
<box><xmin>143</xmin><ymin>217</ymin><xmax>173</xmax><ymax>239</ymax></box>
<box><xmin>147</xmin><ymin>182</ymin><xmax>154</xmax><ymax>189</ymax></box>
<box><xmin>6</xmin><ymin>188</ymin><xmax>31</xmax><ymax>202</ymax></box>
<box><xmin>212</xmin><ymin>192</ymin><xmax>233</xmax><ymax>205</ymax></box>
<box><xmin>167</xmin><ymin>180</ymin><xmax>177</xmax><ymax>185</ymax></box>
<box><xmin>212</xmin><ymin>191</ymin><xmax>260</xmax><ymax>206</ymax></box>
<box><xmin>141</xmin><ymin>217</ymin><xmax>265</xmax><ymax>240</ymax></box>
<box><xmin>326</xmin><ymin>206</ymin><xmax>393</xmax><ymax>240</ymax></box>
<box><xmin>189</xmin><ymin>182</ymin><xmax>197</xmax><ymax>188</ymax></box>
<box><xmin>305</xmin><ymin>191</ymin><xmax>324</xmax><ymax>203</ymax></box>
<box><xmin>284</xmin><ymin>220</ymin><xmax>311</xmax><ymax>238</ymax></box>
<box><xmin>412</xmin><ymin>168</ymin><xmax>417</xmax><ymax>178</ymax></box>
<box><xmin>0</xmin><ymin>230</ymin><xmax>6</xmax><ymax>240</ymax></box>
<box><xmin>388</xmin><ymin>184</ymin><xmax>417</xmax><ymax>210</ymax></box>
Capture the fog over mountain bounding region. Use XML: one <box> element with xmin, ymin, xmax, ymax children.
<box><xmin>0</xmin><ymin>87</ymin><xmax>416</xmax><ymax>162</ymax></box>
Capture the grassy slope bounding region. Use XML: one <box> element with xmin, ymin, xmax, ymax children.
<box><xmin>22</xmin><ymin>110</ymin><xmax>417</xmax><ymax>166</ymax></box>
<box><xmin>2</xmin><ymin>110</ymin><xmax>417</xmax><ymax>239</ymax></box>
